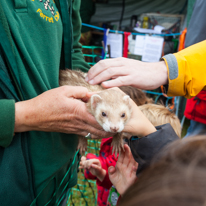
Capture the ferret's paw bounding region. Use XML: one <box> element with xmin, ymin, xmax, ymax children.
<box><xmin>77</xmin><ymin>136</ymin><xmax>88</xmax><ymax>155</ymax></box>
<box><xmin>111</xmin><ymin>137</ymin><xmax>124</xmax><ymax>157</ymax></box>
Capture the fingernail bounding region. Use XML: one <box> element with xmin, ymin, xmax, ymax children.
<box><xmin>102</xmin><ymin>82</ymin><xmax>108</xmax><ymax>87</ymax></box>
<box><xmin>108</xmin><ymin>166</ymin><xmax>113</xmax><ymax>173</ymax></box>
<box><xmin>89</xmin><ymin>79</ymin><xmax>94</xmax><ymax>84</ymax></box>
<box><xmin>85</xmin><ymin>76</ymin><xmax>88</xmax><ymax>82</ymax></box>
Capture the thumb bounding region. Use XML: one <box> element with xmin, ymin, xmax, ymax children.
<box><xmin>91</xmin><ymin>163</ymin><xmax>102</xmax><ymax>172</ymax></box>
<box><xmin>108</xmin><ymin>166</ymin><xmax>116</xmax><ymax>175</ymax></box>
<box><xmin>63</xmin><ymin>86</ymin><xmax>89</xmax><ymax>99</ymax></box>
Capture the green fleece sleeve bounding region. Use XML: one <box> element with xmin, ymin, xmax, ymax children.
<box><xmin>71</xmin><ymin>0</ymin><xmax>91</xmax><ymax>72</ymax></box>
<box><xmin>0</xmin><ymin>99</ymin><xmax>15</xmax><ymax>147</ymax></box>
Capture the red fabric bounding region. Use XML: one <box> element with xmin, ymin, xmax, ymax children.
<box><xmin>184</xmin><ymin>90</ymin><xmax>206</xmax><ymax>124</ymax></box>
<box><xmin>123</xmin><ymin>32</ymin><xmax>131</xmax><ymax>58</ymax></box>
<box><xmin>84</xmin><ymin>137</ymin><xmax>118</xmax><ymax>206</ymax></box>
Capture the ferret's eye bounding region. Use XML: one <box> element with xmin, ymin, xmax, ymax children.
<box><xmin>121</xmin><ymin>113</ymin><xmax>125</xmax><ymax>118</ymax></box>
<box><xmin>102</xmin><ymin>112</ymin><xmax>107</xmax><ymax>117</ymax></box>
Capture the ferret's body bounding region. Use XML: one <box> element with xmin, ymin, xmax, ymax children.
<box><xmin>59</xmin><ymin>69</ymin><xmax>132</xmax><ymax>155</ymax></box>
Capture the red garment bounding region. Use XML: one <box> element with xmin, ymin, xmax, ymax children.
<box><xmin>184</xmin><ymin>90</ymin><xmax>206</xmax><ymax>124</ymax></box>
<box><xmin>84</xmin><ymin>137</ymin><xmax>118</xmax><ymax>206</ymax></box>
<box><xmin>123</xmin><ymin>32</ymin><xmax>131</xmax><ymax>58</ymax></box>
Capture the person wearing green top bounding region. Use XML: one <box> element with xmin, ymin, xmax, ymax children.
<box><xmin>0</xmin><ymin>0</ymin><xmax>109</xmax><ymax>205</ymax></box>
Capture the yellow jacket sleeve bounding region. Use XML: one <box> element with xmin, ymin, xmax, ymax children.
<box><xmin>162</xmin><ymin>40</ymin><xmax>206</xmax><ymax>98</ymax></box>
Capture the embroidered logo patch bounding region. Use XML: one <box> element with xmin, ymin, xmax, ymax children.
<box><xmin>31</xmin><ymin>0</ymin><xmax>60</xmax><ymax>23</ymax></box>
<box><xmin>39</xmin><ymin>0</ymin><xmax>55</xmax><ymax>16</ymax></box>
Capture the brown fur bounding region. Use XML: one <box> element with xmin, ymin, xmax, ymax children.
<box><xmin>59</xmin><ymin>69</ymin><xmax>103</xmax><ymax>92</ymax></box>
<box><xmin>139</xmin><ymin>104</ymin><xmax>181</xmax><ymax>138</ymax></box>
<box><xmin>119</xmin><ymin>86</ymin><xmax>153</xmax><ymax>106</ymax></box>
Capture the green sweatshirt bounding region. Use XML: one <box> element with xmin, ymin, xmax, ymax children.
<box><xmin>0</xmin><ymin>0</ymin><xmax>90</xmax><ymax>205</ymax></box>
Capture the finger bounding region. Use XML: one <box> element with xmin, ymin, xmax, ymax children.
<box><xmin>62</xmin><ymin>86</ymin><xmax>89</xmax><ymax>99</ymax></box>
<box><xmin>90</xmin><ymin>159</ymin><xmax>101</xmax><ymax>166</ymax></box>
<box><xmin>86</xmin><ymin>58</ymin><xmax>123</xmax><ymax>81</ymax></box>
<box><xmin>91</xmin><ymin>133</ymin><xmax>112</xmax><ymax>139</ymax></box>
<box><xmin>76</xmin><ymin>121</ymin><xmax>112</xmax><ymax>138</ymax></box>
<box><xmin>81</xmin><ymin>156</ymin><xmax>86</xmax><ymax>161</ymax></box>
<box><xmin>82</xmin><ymin>92</ymin><xmax>99</xmax><ymax>102</ymax></box>
<box><xmin>117</xmin><ymin>146</ymin><xmax>125</xmax><ymax>165</ymax></box>
<box><xmin>132</xmin><ymin>165</ymin><xmax>138</xmax><ymax>172</ymax></box>
<box><xmin>85</xmin><ymin>160</ymin><xmax>93</xmax><ymax>169</ymax></box>
<box><xmin>128</xmin><ymin>154</ymin><xmax>138</xmax><ymax>175</ymax></box>
<box><xmin>108</xmin><ymin>166</ymin><xmax>116</xmax><ymax>175</ymax></box>
<box><xmin>88</xmin><ymin>66</ymin><xmax>127</xmax><ymax>85</ymax></box>
<box><xmin>79</xmin><ymin>160</ymin><xmax>84</xmax><ymax>167</ymax></box>
<box><xmin>101</xmin><ymin>76</ymin><xmax>132</xmax><ymax>88</ymax></box>
<box><xmin>91</xmin><ymin>163</ymin><xmax>102</xmax><ymax>172</ymax></box>
<box><xmin>122</xmin><ymin>144</ymin><xmax>132</xmax><ymax>167</ymax></box>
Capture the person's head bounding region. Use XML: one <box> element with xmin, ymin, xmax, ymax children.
<box><xmin>139</xmin><ymin>104</ymin><xmax>181</xmax><ymax>138</ymax></box>
<box><xmin>119</xmin><ymin>136</ymin><xmax>206</xmax><ymax>206</ymax></box>
<box><xmin>119</xmin><ymin>86</ymin><xmax>153</xmax><ymax>106</ymax></box>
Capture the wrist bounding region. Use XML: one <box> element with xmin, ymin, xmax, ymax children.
<box><xmin>14</xmin><ymin>101</ymin><xmax>32</xmax><ymax>133</ymax></box>
<box><xmin>157</xmin><ymin>61</ymin><xmax>168</xmax><ymax>86</ymax></box>
<box><xmin>96</xmin><ymin>169</ymin><xmax>106</xmax><ymax>182</ymax></box>
<box><xmin>139</xmin><ymin>122</ymin><xmax>157</xmax><ymax>137</ymax></box>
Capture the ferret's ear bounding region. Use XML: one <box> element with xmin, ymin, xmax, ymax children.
<box><xmin>123</xmin><ymin>95</ymin><xmax>130</xmax><ymax>104</ymax></box>
<box><xmin>91</xmin><ymin>94</ymin><xmax>102</xmax><ymax>110</ymax></box>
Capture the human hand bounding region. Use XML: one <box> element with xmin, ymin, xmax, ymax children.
<box><xmin>85</xmin><ymin>58</ymin><xmax>168</xmax><ymax>90</ymax></box>
<box><xmin>108</xmin><ymin>144</ymin><xmax>138</xmax><ymax>196</ymax></box>
<box><xmin>123</xmin><ymin>98</ymin><xmax>156</xmax><ymax>137</ymax></box>
<box><xmin>14</xmin><ymin>86</ymin><xmax>111</xmax><ymax>139</ymax></box>
<box><xmin>79</xmin><ymin>156</ymin><xmax>106</xmax><ymax>182</ymax></box>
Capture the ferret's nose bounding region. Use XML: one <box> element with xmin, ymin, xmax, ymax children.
<box><xmin>110</xmin><ymin>126</ymin><xmax>119</xmax><ymax>133</ymax></box>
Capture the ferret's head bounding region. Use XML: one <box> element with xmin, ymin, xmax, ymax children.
<box><xmin>89</xmin><ymin>90</ymin><xmax>132</xmax><ymax>133</ymax></box>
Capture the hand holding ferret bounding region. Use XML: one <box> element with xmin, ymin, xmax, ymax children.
<box><xmin>123</xmin><ymin>98</ymin><xmax>157</xmax><ymax>137</ymax></box>
<box><xmin>14</xmin><ymin>86</ymin><xmax>111</xmax><ymax>139</ymax></box>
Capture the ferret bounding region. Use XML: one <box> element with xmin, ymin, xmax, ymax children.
<box><xmin>59</xmin><ymin>69</ymin><xmax>132</xmax><ymax>156</ymax></box>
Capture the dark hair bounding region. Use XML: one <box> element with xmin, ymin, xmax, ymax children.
<box><xmin>119</xmin><ymin>86</ymin><xmax>153</xmax><ymax>106</ymax></box>
<box><xmin>119</xmin><ymin>136</ymin><xmax>206</xmax><ymax>206</ymax></box>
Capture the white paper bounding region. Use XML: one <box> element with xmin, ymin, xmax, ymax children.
<box><xmin>128</xmin><ymin>34</ymin><xmax>136</xmax><ymax>54</ymax></box>
<box><xmin>134</xmin><ymin>25</ymin><xmax>165</xmax><ymax>34</ymax></box>
<box><xmin>134</xmin><ymin>35</ymin><xmax>146</xmax><ymax>55</ymax></box>
<box><xmin>142</xmin><ymin>36</ymin><xmax>164</xmax><ymax>62</ymax></box>
<box><xmin>154</xmin><ymin>25</ymin><xmax>165</xmax><ymax>33</ymax></box>
<box><xmin>106</xmin><ymin>33</ymin><xmax>123</xmax><ymax>58</ymax></box>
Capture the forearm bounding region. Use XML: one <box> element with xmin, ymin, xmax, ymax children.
<box><xmin>96</xmin><ymin>168</ymin><xmax>106</xmax><ymax>182</ymax></box>
<box><xmin>162</xmin><ymin>40</ymin><xmax>206</xmax><ymax>98</ymax></box>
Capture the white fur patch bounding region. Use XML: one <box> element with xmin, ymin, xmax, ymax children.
<box><xmin>123</xmin><ymin>95</ymin><xmax>130</xmax><ymax>101</ymax></box>
<box><xmin>102</xmin><ymin>119</ymin><xmax>111</xmax><ymax>132</ymax></box>
<box><xmin>91</xmin><ymin>94</ymin><xmax>102</xmax><ymax>112</ymax></box>
<box><xmin>117</xmin><ymin>122</ymin><xmax>124</xmax><ymax>132</ymax></box>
